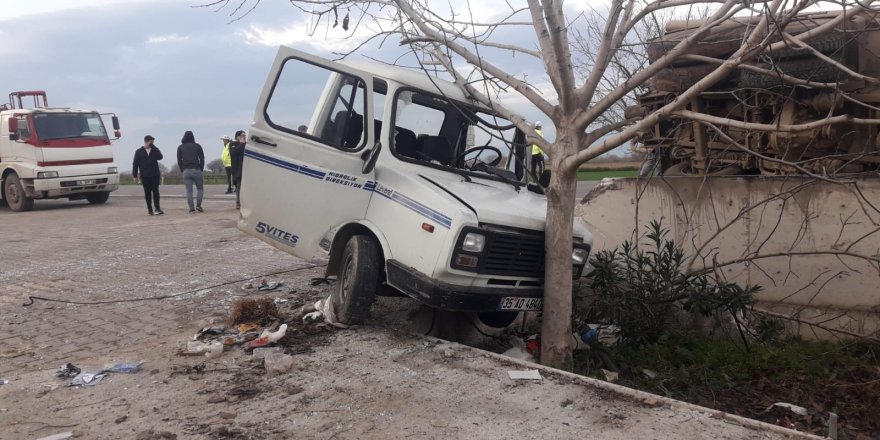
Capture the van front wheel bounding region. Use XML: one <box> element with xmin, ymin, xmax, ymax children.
<box><xmin>86</xmin><ymin>191</ymin><xmax>110</xmax><ymax>204</ymax></box>
<box><xmin>4</xmin><ymin>173</ymin><xmax>34</xmax><ymax>212</ymax></box>
<box><xmin>331</xmin><ymin>235</ymin><xmax>380</xmax><ymax>324</ymax></box>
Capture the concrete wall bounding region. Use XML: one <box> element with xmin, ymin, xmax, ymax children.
<box><xmin>576</xmin><ymin>176</ymin><xmax>880</xmax><ymax>340</ymax></box>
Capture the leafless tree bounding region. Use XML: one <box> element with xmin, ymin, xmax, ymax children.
<box><xmin>204</xmin><ymin>0</ymin><xmax>880</xmax><ymax>366</ymax></box>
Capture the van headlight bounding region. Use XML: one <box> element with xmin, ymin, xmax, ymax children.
<box><xmin>37</xmin><ymin>171</ymin><xmax>59</xmax><ymax>178</ymax></box>
<box><xmin>461</xmin><ymin>232</ymin><xmax>486</xmax><ymax>252</ymax></box>
<box><xmin>107</xmin><ymin>166</ymin><xmax>118</xmax><ymax>174</ymax></box>
<box><xmin>572</xmin><ymin>246</ymin><xmax>589</xmax><ymax>265</ymax></box>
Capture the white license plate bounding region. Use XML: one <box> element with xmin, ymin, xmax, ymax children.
<box><xmin>498</xmin><ymin>297</ymin><xmax>543</xmax><ymax>311</ymax></box>
<box><xmin>77</xmin><ymin>179</ymin><xmax>97</xmax><ymax>185</ymax></box>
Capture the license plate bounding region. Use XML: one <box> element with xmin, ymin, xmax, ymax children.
<box><xmin>498</xmin><ymin>297</ymin><xmax>543</xmax><ymax>311</ymax></box>
<box><xmin>77</xmin><ymin>179</ymin><xmax>96</xmax><ymax>185</ymax></box>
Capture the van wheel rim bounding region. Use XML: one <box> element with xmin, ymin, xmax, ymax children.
<box><xmin>341</xmin><ymin>254</ymin><xmax>354</xmax><ymax>301</ymax></box>
<box><xmin>6</xmin><ymin>183</ymin><xmax>20</xmax><ymax>205</ymax></box>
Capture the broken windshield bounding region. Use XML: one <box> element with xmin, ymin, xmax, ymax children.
<box><xmin>33</xmin><ymin>112</ymin><xmax>109</xmax><ymax>141</ymax></box>
<box><xmin>391</xmin><ymin>88</ymin><xmax>525</xmax><ymax>184</ymax></box>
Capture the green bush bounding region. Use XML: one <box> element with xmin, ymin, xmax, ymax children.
<box><xmin>583</xmin><ymin>219</ymin><xmax>761</xmax><ymax>344</ymax></box>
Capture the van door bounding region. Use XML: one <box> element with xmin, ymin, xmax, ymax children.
<box><xmin>239</xmin><ymin>47</ymin><xmax>377</xmax><ymax>260</ymax></box>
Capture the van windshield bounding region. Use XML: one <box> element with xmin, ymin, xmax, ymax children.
<box><xmin>391</xmin><ymin>89</ymin><xmax>525</xmax><ymax>184</ymax></box>
<box><xmin>33</xmin><ymin>112</ymin><xmax>109</xmax><ymax>141</ymax></box>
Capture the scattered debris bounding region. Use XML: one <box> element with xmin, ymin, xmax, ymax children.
<box><xmin>0</xmin><ymin>379</ymin><xmax>8</xmax><ymax>385</ymax></box>
<box><xmin>580</xmin><ymin>324</ymin><xmax>621</xmax><ymax>347</ymax></box>
<box><xmin>135</xmin><ymin>429</ymin><xmax>177</xmax><ymax>440</ymax></box>
<box><xmin>105</xmin><ymin>361</ymin><xmax>145</xmax><ymax>374</ymax></box>
<box><xmin>264</xmin><ymin>352</ymin><xmax>295</xmax><ymax>376</ymax></box>
<box><xmin>507</xmin><ymin>370</ymin><xmax>543</xmax><ymax>381</ymax></box>
<box><xmin>766</xmin><ymin>402</ymin><xmax>809</xmax><ymax>417</ymax></box>
<box><xmin>828</xmin><ymin>412</ymin><xmax>839</xmax><ymax>440</ymax></box>
<box><xmin>502</xmin><ymin>335</ymin><xmax>535</xmax><ymax>362</ymax></box>
<box><xmin>641</xmin><ymin>369</ymin><xmax>658</xmax><ymax>379</ymax></box>
<box><xmin>252</xmin><ymin>347</ymin><xmax>283</xmax><ymax>360</ymax></box>
<box><xmin>601</xmin><ymin>369</ymin><xmax>619</xmax><ymax>382</ymax></box>
<box><xmin>237</xmin><ymin>322</ymin><xmax>259</xmax><ymax>333</ymax></box>
<box><xmin>70</xmin><ymin>371</ymin><xmax>107</xmax><ymax>387</ymax></box>
<box><xmin>115</xmin><ymin>415</ymin><xmax>128</xmax><ymax>424</ymax></box>
<box><xmin>35</xmin><ymin>433</ymin><xmax>73</xmax><ymax>440</ymax></box>
<box><xmin>241</xmin><ymin>282</ymin><xmax>254</xmax><ymax>290</ymax></box>
<box><xmin>258</xmin><ymin>279</ymin><xmax>282</xmax><ymax>291</ymax></box>
<box><xmin>192</xmin><ymin>326</ymin><xmax>226</xmax><ymax>341</ymax></box>
<box><xmin>204</xmin><ymin>342</ymin><xmax>224</xmax><ymax>359</ymax></box>
<box><xmin>56</xmin><ymin>363</ymin><xmax>81</xmax><ymax>378</ymax></box>
<box><xmin>230</xmin><ymin>296</ymin><xmax>279</xmax><ymax>325</ymax></box>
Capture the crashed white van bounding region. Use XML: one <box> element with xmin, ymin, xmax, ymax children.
<box><xmin>239</xmin><ymin>47</ymin><xmax>592</xmax><ymax>326</ymax></box>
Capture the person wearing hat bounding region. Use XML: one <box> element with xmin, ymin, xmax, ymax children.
<box><xmin>531</xmin><ymin>122</ymin><xmax>545</xmax><ymax>179</ymax></box>
<box><xmin>221</xmin><ymin>135</ymin><xmax>233</xmax><ymax>194</ymax></box>
<box><xmin>132</xmin><ymin>135</ymin><xmax>164</xmax><ymax>215</ymax></box>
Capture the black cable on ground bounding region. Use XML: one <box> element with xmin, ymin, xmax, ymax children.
<box><xmin>22</xmin><ymin>264</ymin><xmax>325</xmax><ymax>307</ymax></box>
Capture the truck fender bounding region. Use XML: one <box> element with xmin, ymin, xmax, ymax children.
<box><xmin>325</xmin><ymin>220</ymin><xmax>392</xmax><ymax>278</ymax></box>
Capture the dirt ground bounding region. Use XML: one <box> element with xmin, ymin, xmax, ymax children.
<box><xmin>0</xmin><ymin>186</ymin><xmax>812</xmax><ymax>439</ymax></box>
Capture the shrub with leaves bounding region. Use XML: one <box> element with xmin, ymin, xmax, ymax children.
<box><xmin>584</xmin><ymin>220</ymin><xmax>761</xmax><ymax>345</ymax></box>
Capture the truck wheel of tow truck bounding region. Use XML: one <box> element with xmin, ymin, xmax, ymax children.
<box><xmin>331</xmin><ymin>235</ymin><xmax>380</xmax><ymax>324</ymax></box>
<box><xmin>4</xmin><ymin>173</ymin><xmax>34</xmax><ymax>212</ymax></box>
<box><xmin>86</xmin><ymin>191</ymin><xmax>110</xmax><ymax>204</ymax></box>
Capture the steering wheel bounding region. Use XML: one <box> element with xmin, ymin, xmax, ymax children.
<box><xmin>457</xmin><ymin>145</ymin><xmax>502</xmax><ymax>170</ymax></box>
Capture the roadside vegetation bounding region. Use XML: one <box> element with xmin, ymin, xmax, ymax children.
<box><xmin>575</xmin><ymin>221</ymin><xmax>880</xmax><ymax>438</ymax></box>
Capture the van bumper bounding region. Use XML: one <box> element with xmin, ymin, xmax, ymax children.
<box><xmin>385</xmin><ymin>259</ymin><xmax>543</xmax><ymax>312</ymax></box>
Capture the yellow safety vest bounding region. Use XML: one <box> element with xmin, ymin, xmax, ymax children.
<box><xmin>221</xmin><ymin>142</ymin><xmax>232</xmax><ymax>167</ymax></box>
<box><xmin>531</xmin><ymin>129</ymin><xmax>544</xmax><ymax>156</ymax></box>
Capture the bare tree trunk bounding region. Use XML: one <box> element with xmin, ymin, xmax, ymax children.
<box><xmin>540</xmin><ymin>137</ymin><xmax>578</xmax><ymax>368</ymax></box>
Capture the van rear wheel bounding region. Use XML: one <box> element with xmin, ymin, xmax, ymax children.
<box><xmin>331</xmin><ymin>235</ymin><xmax>380</xmax><ymax>324</ymax></box>
<box><xmin>4</xmin><ymin>173</ymin><xmax>34</xmax><ymax>212</ymax></box>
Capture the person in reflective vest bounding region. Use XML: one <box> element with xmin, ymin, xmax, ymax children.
<box><xmin>221</xmin><ymin>135</ymin><xmax>233</xmax><ymax>194</ymax></box>
<box><xmin>531</xmin><ymin>121</ymin><xmax>545</xmax><ymax>179</ymax></box>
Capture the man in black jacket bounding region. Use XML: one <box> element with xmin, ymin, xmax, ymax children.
<box><xmin>229</xmin><ymin>130</ymin><xmax>246</xmax><ymax>209</ymax></box>
<box><xmin>177</xmin><ymin>130</ymin><xmax>205</xmax><ymax>213</ymax></box>
<box><xmin>132</xmin><ymin>135</ymin><xmax>164</xmax><ymax>215</ymax></box>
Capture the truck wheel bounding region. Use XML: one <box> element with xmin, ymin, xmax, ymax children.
<box><xmin>331</xmin><ymin>235</ymin><xmax>380</xmax><ymax>324</ymax></box>
<box><xmin>4</xmin><ymin>174</ymin><xmax>34</xmax><ymax>212</ymax></box>
<box><xmin>86</xmin><ymin>191</ymin><xmax>110</xmax><ymax>204</ymax></box>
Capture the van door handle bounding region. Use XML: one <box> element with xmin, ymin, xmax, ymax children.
<box><xmin>252</xmin><ymin>135</ymin><xmax>277</xmax><ymax>147</ymax></box>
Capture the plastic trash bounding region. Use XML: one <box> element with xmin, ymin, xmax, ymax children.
<box><xmin>0</xmin><ymin>379</ymin><xmax>8</xmax><ymax>385</ymax></box>
<box><xmin>248</xmin><ymin>336</ymin><xmax>270</xmax><ymax>349</ymax></box>
<box><xmin>70</xmin><ymin>371</ymin><xmax>107</xmax><ymax>387</ymax></box>
<box><xmin>204</xmin><ymin>342</ymin><xmax>224</xmax><ymax>359</ymax></box>
<box><xmin>580</xmin><ymin>324</ymin><xmax>621</xmax><ymax>347</ymax></box>
<box><xmin>252</xmin><ymin>347</ymin><xmax>283</xmax><ymax>360</ymax></box>
<box><xmin>264</xmin><ymin>352</ymin><xmax>294</xmax><ymax>376</ymax></box>
<box><xmin>263</xmin><ymin>324</ymin><xmax>288</xmax><ymax>343</ymax></box>
<box><xmin>56</xmin><ymin>363</ymin><xmax>81</xmax><ymax>378</ymax></box>
<box><xmin>258</xmin><ymin>280</ymin><xmax>282</xmax><ymax>291</ymax></box>
<box><xmin>186</xmin><ymin>340</ymin><xmax>212</xmax><ymax>354</ymax></box>
<box><xmin>767</xmin><ymin>402</ymin><xmax>808</xmax><ymax>416</ymax></box>
<box><xmin>507</xmin><ymin>370</ymin><xmax>543</xmax><ymax>380</ymax></box>
<box><xmin>105</xmin><ymin>361</ymin><xmax>144</xmax><ymax>374</ymax></box>
<box><xmin>193</xmin><ymin>325</ymin><xmax>226</xmax><ymax>341</ymax></box>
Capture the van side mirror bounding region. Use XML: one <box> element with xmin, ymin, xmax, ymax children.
<box><xmin>361</xmin><ymin>141</ymin><xmax>381</xmax><ymax>174</ymax></box>
<box><xmin>111</xmin><ymin>115</ymin><xmax>120</xmax><ymax>130</ymax></box>
<box><xmin>8</xmin><ymin>118</ymin><xmax>18</xmax><ymax>141</ymax></box>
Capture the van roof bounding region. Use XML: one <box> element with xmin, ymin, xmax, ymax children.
<box><xmin>339</xmin><ymin>58</ymin><xmax>478</xmax><ymax>105</ymax></box>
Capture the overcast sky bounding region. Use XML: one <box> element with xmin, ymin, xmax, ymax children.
<box><xmin>1</xmin><ymin>1</ymin><xmax>563</xmax><ymax>170</ymax></box>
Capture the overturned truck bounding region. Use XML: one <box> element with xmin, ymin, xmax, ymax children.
<box><xmin>634</xmin><ymin>11</ymin><xmax>880</xmax><ymax>176</ymax></box>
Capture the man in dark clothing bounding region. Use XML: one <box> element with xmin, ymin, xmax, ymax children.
<box><xmin>132</xmin><ymin>135</ymin><xmax>164</xmax><ymax>215</ymax></box>
<box><xmin>228</xmin><ymin>130</ymin><xmax>247</xmax><ymax>210</ymax></box>
<box><xmin>177</xmin><ymin>130</ymin><xmax>205</xmax><ymax>213</ymax></box>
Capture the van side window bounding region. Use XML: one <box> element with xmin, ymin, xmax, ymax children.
<box><xmin>264</xmin><ymin>58</ymin><xmax>367</xmax><ymax>151</ymax></box>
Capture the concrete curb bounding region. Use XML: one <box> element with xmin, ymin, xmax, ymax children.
<box><xmin>424</xmin><ymin>334</ymin><xmax>825</xmax><ymax>439</ymax></box>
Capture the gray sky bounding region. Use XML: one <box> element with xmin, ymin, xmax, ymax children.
<box><xmin>0</xmin><ymin>1</ymin><xmax>566</xmax><ymax>170</ymax></box>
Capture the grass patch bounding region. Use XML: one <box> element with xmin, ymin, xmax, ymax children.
<box><xmin>577</xmin><ymin>169</ymin><xmax>639</xmax><ymax>180</ymax></box>
<box><xmin>574</xmin><ymin>333</ymin><xmax>880</xmax><ymax>438</ymax></box>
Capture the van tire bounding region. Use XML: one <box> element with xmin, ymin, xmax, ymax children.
<box><xmin>331</xmin><ymin>235</ymin><xmax>380</xmax><ymax>324</ymax></box>
<box><xmin>4</xmin><ymin>173</ymin><xmax>34</xmax><ymax>212</ymax></box>
<box><xmin>86</xmin><ymin>191</ymin><xmax>110</xmax><ymax>204</ymax></box>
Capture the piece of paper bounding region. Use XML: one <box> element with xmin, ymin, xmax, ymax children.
<box><xmin>507</xmin><ymin>369</ymin><xmax>543</xmax><ymax>380</ymax></box>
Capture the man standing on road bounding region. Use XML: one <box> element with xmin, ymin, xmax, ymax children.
<box><xmin>132</xmin><ymin>135</ymin><xmax>164</xmax><ymax>215</ymax></box>
<box><xmin>221</xmin><ymin>135</ymin><xmax>234</xmax><ymax>194</ymax></box>
<box><xmin>229</xmin><ymin>130</ymin><xmax>247</xmax><ymax>210</ymax></box>
<box><xmin>177</xmin><ymin>130</ymin><xmax>205</xmax><ymax>213</ymax></box>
